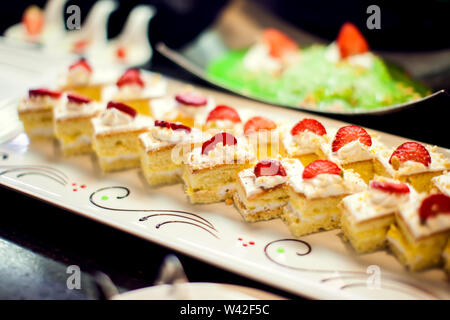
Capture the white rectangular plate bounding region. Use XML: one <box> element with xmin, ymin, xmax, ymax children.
<box><xmin>1</xmin><ymin>76</ymin><xmax>450</xmax><ymax>300</ymax></box>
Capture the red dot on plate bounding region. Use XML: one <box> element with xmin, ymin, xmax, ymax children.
<box><xmin>243</xmin><ymin>243</ymin><xmax>247</xmax><ymax>247</ymax></box>
<box><xmin>249</xmin><ymin>241</ymin><xmax>255</xmax><ymax>245</ymax></box>
<box><xmin>81</xmin><ymin>185</ymin><xmax>86</xmax><ymax>188</ymax></box>
<box><xmin>238</xmin><ymin>238</ymin><xmax>243</xmax><ymax>241</ymax></box>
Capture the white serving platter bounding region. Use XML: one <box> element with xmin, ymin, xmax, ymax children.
<box><xmin>1</xmin><ymin>76</ymin><xmax>449</xmax><ymax>300</ymax></box>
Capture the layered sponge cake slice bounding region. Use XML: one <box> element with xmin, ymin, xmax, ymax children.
<box><xmin>340</xmin><ymin>178</ymin><xmax>412</xmax><ymax>253</ymax></box>
<box><xmin>386</xmin><ymin>193</ymin><xmax>450</xmax><ymax>271</ymax></box>
<box><xmin>282</xmin><ymin>159</ymin><xmax>366</xmax><ymax>237</ymax></box>
<box><xmin>374</xmin><ymin>142</ymin><xmax>450</xmax><ymax>193</ymax></box>
<box><xmin>92</xmin><ymin>101</ymin><xmax>153</xmax><ymax>172</ymax></box>
<box><xmin>281</xmin><ymin>118</ymin><xmax>329</xmax><ymax>166</ymax></box>
<box><xmin>53</xmin><ymin>93</ymin><xmax>104</xmax><ymax>156</ymax></box>
<box><xmin>233</xmin><ymin>159</ymin><xmax>293</xmax><ymax>222</ymax></box>
<box><xmin>182</xmin><ymin>132</ymin><xmax>256</xmax><ymax>204</ymax></box>
<box><xmin>18</xmin><ymin>88</ymin><xmax>63</xmax><ymax>139</ymax></box>
<box><xmin>138</xmin><ymin>120</ymin><xmax>203</xmax><ymax>186</ymax></box>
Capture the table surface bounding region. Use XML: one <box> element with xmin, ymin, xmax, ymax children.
<box><xmin>0</xmin><ymin>47</ymin><xmax>448</xmax><ymax>300</ymax></box>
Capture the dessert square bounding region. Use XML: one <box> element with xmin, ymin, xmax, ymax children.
<box><xmin>59</xmin><ymin>58</ymin><xmax>106</xmax><ymax>101</ymax></box>
<box><xmin>374</xmin><ymin>142</ymin><xmax>450</xmax><ymax>193</ymax></box>
<box><xmin>320</xmin><ymin>125</ymin><xmax>384</xmax><ymax>183</ymax></box>
<box><xmin>443</xmin><ymin>239</ymin><xmax>450</xmax><ymax>275</ymax></box>
<box><xmin>282</xmin><ymin>159</ymin><xmax>366</xmax><ymax>237</ymax></box>
<box><xmin>244</xmin><ymin>116</ymin><xmax>281</xmax><ymax>160</ymax></box>
<box><xmin>53</xmin><ymin>93</ymin><xmax>104</xmax><ymax>156</ymax></box>
<box><xmin>18</xmin><ymin>88</ymin><xmax>63</xmax><ymax>139</ymax></box>
<box><xmin>109</xmin><ymin>69</ymin><xmax>166</xmax><ymax>117</ymax></box>
<box><xmin>431</xmin><ymin>171</ymin><xmax>450</xmax><ymax>196</ymax></box>
<box><xmin>340</xmin><ymin>178</ymin><xmax>412</xmax><ymax>253</ymax></box>
<box><xmin>281</xmin><ymin>118</ymin><xmax>328</xmax><ymax>166</ymax></box>
<box><xmin>138</xmin><ymin>120</ymin><xmax>203</xmax><ymax>186</ymax></box>
<box><xmin>92</xmin><ymin>102</ymin><xmax>153</xmax><ymax>172</ymax></box>
<box><xmin>233</xmin><ymin>159</ymin><xmax>291</xmax><ymax>222</ymax></box>
<box><xmin>386</xmin><ymin>193</ymin><xmax>450</xmax><ymax>271</ymax></box>
<box><xmin>182</xmin><ymin>132</ymin><xmax>256</xmax><ymax>204</ymax></box>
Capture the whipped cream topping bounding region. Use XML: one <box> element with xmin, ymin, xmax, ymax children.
<box><xmin>185</xmin><ymin>138</ymin><xmax>255</xmax><ymax>170</ymax></box>
<box><xmin>140</xmin><ymin>126</ymin><xmax>203</xmax><ymax>152</ymax></box>
<box><xmin>92</xmin><ymin>110</ymin><xmax>153</xmax><ymax>136</ymax></box>
<box><xmin>205</xmin><ymin>120</ymin><xmax>243</xmax><ymax>136</ymax></box>
<box><xmin>432</xmin><ymin>172</ymin><xmax>450</xmax><ymax>196</ymax></box>
<box><xmin>398</xmin><ymin>192</ymin><xmax>450</xmax><ymax>240</ymax></box>
<box><xmin>375</xmin><ymin>145</ymin><xmax>450</xmax><ymax>176</ymax></box>
<box><xmin>342</xmin><ymin>180</ymin><xmax>411</xmax><ymax>223</ymax></box>
<box><xmin>18</xmin><ymin>95</ymin><xmax>62</xmax><ymax>112</ymax></box>
<box><xmin>243</xmin><ymin>43</ymin><xmax>282</xmax><ymax>73</ymax></box>
<box><xmin>53</xmin><ymin>98</ymin><xmax>103</xmax><ymax>121</ymax></box>
<box><xmin>325</xmin><ymin>42</ymin><xmax>374</xmax><ymax>69</ymax></box>
<box><xmin>288</xmin><ymin>169</ymin><xmax>366</xmax><ymax>199</ymax></box>
<box><xmin>238</xmin><ymin>159</ymin><xmax>290</xmax><ymax>198</ymax></box>
<box><xmin>66</xmin><ymin>65</ymin><xmax>92</xmax><ymax>87</ymax></box>
<box><xmin>321</xmin><ymin>136</ymin><xmax>383</xmax><ymax>165</ymax></box>
<box><xmin>112</xmin><ymin>73</ymin><xmax>166</xmax><ymax>100</ymax></box>
<box><xmin>282</xmin><ymin>130</ymin><xmax>327</xmax><ymax>156</ymax></box>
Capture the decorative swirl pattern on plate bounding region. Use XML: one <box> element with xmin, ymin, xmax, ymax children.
<box><xmin>89</xmin><ymin>186</ymin><xmax>219</xmax><ymax>238</ymax></box>
<box><xmin>0</xmin><ymin>165</ymin><xmax>68</xmax><ymax>186</ymax></box>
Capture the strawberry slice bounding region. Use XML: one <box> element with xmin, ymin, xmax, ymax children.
<box><xmin>22</xmin><ymin>5</ymin><xmax>44</xmax><ymax>36</ymax></box>
<box><xmin>419</xmin><ymin>194</ymin><xmax>450</xmax><ymax>224</ymax></box>
<box><xmin>69</xmin><ymin>58</ymin><xmax>92</xmax><ymax>73</ymax></box>
<box><xmin>291</xmin><ymin>118</ymin><xmax>326</xmax><ymax>136</ymax></box>
<box><xmin>331</xmin><ymin>125</ymin><xmax>372</xmax><ymax>152</ymax></box>
<box><xmin>254</xmin><ymin>159</ymin><xmax>286</xmax><ymax>177</ymax></box>
<box><xmin>389</xmin><ymin>142</ymin><xmax>431</xmax><ymax>168</ymax></box>
<box><xmin>29</xmin><ymin>88</ymin><xmax>62</xmax><ymax>99</ymax></box>
<box><xmin>154</xmin><ymin>120</ymin><xmax>191</xmax><ymax>133</ymax></box>
<box><xmin>201</xmin><ymin>132</ymin><xmax>237</xmax><ymax>155</ymax></box>
<box><xmin>302</xmin><ymin>160</ymin><xmax>341</xmax><ymax>179</ymax></box>
<box><xmin>175</xmin><ymin>92</ymin><xmax>207</xmax><ymax>106</ymax></box>
<box><xmin>263</xmin><ymin>28</ymin><xmax>298</xmax><ymax>59</ymax></box>
<box><xmin>337</xmin><ymin>22</ymin><xmax>369</xmax><ymax>59</ymax></box>
<box><xmin>67</xmin><ymin>93</ymin><xmax>91</xmax><ymax>105</ymax></box>
<box><xmin>107</xmin><ymin>101</ymin><xmax>137</xmax><ymax>118</ymax></box>
<box><xmin>116</xmin><ymin>69</ymin><xmax>144</xmax><ymax>88</ymax></box>
<box><xmin>206</xmin><ymin>105</ymin><xmax>241</xmax><ymax>123</ymax></box>
<box><xmin>370</xmin><ymin>181</ymin><xmax>410</xmax><ymax>194</ymax></box>
<box><xmin>244</xmin><ymin>116</ymin><xmax>277</xmax><ymax>135</ymax></box>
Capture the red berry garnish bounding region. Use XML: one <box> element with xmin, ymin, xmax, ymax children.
<box><xmin>67</xmin><ymin>93</ymin><xmax>91</xmax><ymax>105</ymax></box>
<box><xmin>116</xmin><ymin>46</ymin><xmax>127</xmax><ymax>59</ymax></box>
<box><xmin>72</xmin><ymin>39</ymin><xmax>90</xmax><ymax>54</ymax></box>
<box><xmin>244</xmin><ymin>116</ymin><xmax>277</xmax><ymax>135</ymax></box>
<box><xmin>291</xmin><ymin>118</ymin><xmax>326</xmax><ymax>136</ymax></box>
<box><xmin>22</xmin><ymin>5</ymin><xmax>44</xmax><ymax>36</ymax></box>
<box><xmin>206</xmin><ymin>105</ymin><xmax>241</xmax><ymax>123</ymax></box>
<box><xmin>419</xmin><ymin>194</ymin><xmax>450</xmax><ymax>224</ymax></box>
<box><xmin>116</xmin><ymin>69</ymin><xmax>144</xmax><ymax>88</ymax></box>
<box><xmin>175</xmin><ymin>92</ymin><xmax>207</xmax><ymax>106</ymax></box>
<box><xmin>29</xmin><ymin>88</ymin><xmax>62</xmax><ymax>99</ymax></box>
<box><xmin>69</xmin><ymin>58</ymin><xmax>92</xmax><ymax>73</ymax></box>
<box><xmin>337</xmin><ymin>22</ymin><xmax>369</xmax><ymax>59</ymax></box>
<box><xmin>106</xmin><ymin>101</ymin><xmax>137</xmax><ymax>118</ymax></box>
<box><xmin>201</xmin><ymin>132</ymin><xmax>237</xmax><ymax>155</ymax></box>
<box><xmin>263</xmin><ymin>28</ymin><xmax>298</xmax><ymax>58</ymax></box>
<box><xmin>370</xmin><ymin>181</ymin><xmax>410</xmax><ymax>194</ymax></box>
<box><xmin>154</xmin><ymin>120</ymin><xmax>191</xmax><ymax>133</ymax></box>
<box><xmin>302</xmin><ymin>160</ymin><xmax>342</xmax><ymax>179</ymax></box>
<box><xmin>331</xmin><ymin>125</ymin><xmax>372</xmax><ymax>152</ymax></box>
<box><xmin>389</xmin><ymin>142</ymin><xmax>431</xmax><ymax>168</ymax></box>
<box><xmin>254</xmin><ymin>160</ymin><xmax>286</xmax><ymax>177</ymax></box>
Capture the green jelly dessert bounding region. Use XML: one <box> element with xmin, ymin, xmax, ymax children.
<box><xmin>207</xmin><ymin>28</ymin><xmax>428</xmax><ymax>112</ymax></box>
